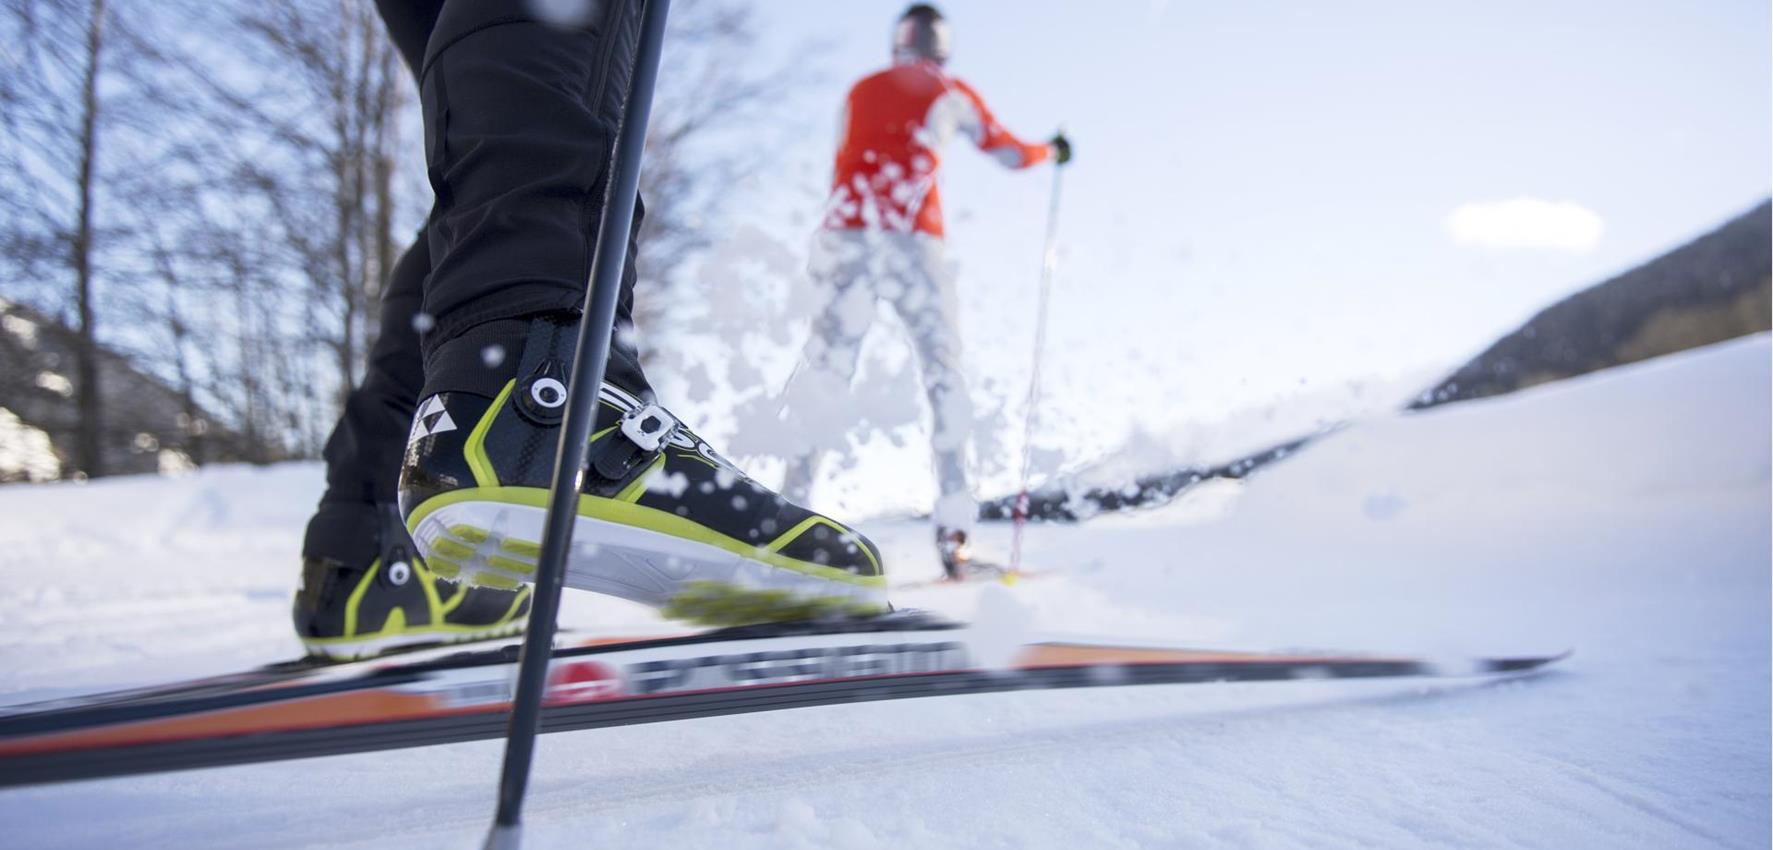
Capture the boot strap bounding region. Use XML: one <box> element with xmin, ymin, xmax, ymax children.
<box><xmin>512</xmin><ymin>317</ymin><xmax>574</xmax><ymax>427</ymax></box>
<box><xmin>376</xmin><ymin>503</ymin><xmax>423</xmax><ymax>589</ymax></box>
<box><xmin>590</xmin><ymin>402</ymin><xmax>679</xmax><ymax>484</ymax></box>
<box><xmin>506</xmin><ymin>314</ymin><xmax>677</xmax><ymax>487</ymax></box>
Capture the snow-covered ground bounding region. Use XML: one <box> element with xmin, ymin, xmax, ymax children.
<box><xmin>1</xmin><ymin>335</ymin><xmax>1767</xmax><ymax>849</ymax></box>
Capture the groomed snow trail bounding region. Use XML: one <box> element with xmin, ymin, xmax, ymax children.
<box><xmin>1</xmin><ymin>335</ymin><xmax>1767</xmax><ymax>849</ymax></box>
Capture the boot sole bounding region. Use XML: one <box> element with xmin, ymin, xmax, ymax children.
<box><xmin>407</xmin><ymin>494</ymin><xmax>887</xmax><ymax>625</ymax></box>
<box><xmin>301</xmin><ymin>621</ymin><xmax>525</xmax><ymax>663</ymax></box>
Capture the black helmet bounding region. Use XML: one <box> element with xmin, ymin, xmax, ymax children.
<box><xmin>893</xmin><ymin>4</ymin><xmax>951</xmax><ymax>65</ymax></box>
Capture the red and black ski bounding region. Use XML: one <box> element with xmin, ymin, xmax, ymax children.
<box><xmin>0</xmin><ymin>612</ymin><xmax>1563</xmax><ymax>788</ymax></box>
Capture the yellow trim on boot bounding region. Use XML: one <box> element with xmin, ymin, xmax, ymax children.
<box><xmin>476</xmin><ymin>572</ymin><xmax>522</xmax><ymax>590</ymax></box>
<box><xmin>502</xmin><ymin>585</ymin><xmax>534</xmax><ymax>622</ymax></box>
<box><xmin>301</xmin><ymin>621</ymin><xmax>524</xmax><ymax>657</ymax></box>
<box><xmin>465</xmin><ymin>380</ymin><xmax>517</xmax><ymax>488</ymax></box>
<box><xmin>417</xmin><ymin>561</ymin><xmax>446</xmax><ymax>620</ymax></box>
<box><xmin>663</xmin><ymin>580</ymin><xmax>886</xmax><ymax>627</ymax></box>
<box><xmin>766</xmin><ymin>516</ymin><xmax>881</xmax><ymax>575</ymax></box>
<box><xmin>301</xmin><ymin>557</ymin><xmax>529</xmax><ymax>660</ymax></box>
<box><xmin>672</xmin><ymin>452</ymin><xmax>719</xmax><ymax>470</ymax></box>
<box><xmin>438</xmin><ymin>583</ymin><xmax>468</xmax><ymax>616</ymax></box>
<box><xmin>614</xmin><ymin>454</ymin><xmax>666</xmax><ymax>503</ymax></box>
<box><xmin>488</xmin><ymin>555</ymin><xmax>537</xmax><ymax>575</ymax></box>
<box><xmin>408</xmin><ymin>487</ymin><xmax>885</xmax><ymax>588</ymax></box>
<box><xmin>449</xmin><ymin>525</ymin><xmax>489</xmax><ymax>543</ymax></box>
<box><xmin>342</xmin><ymin>560</ymin><xmax>380</xmax><ymax>636</ymax></box>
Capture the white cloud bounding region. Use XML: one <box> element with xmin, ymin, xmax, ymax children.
<box><xmin>1445</xmin><ymin>198</ymin><xmax>1605</xmax><ymax>252</ymax></box>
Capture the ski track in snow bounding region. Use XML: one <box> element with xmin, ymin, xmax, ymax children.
<box><xmin>0</xmin><ymin>335</ymin><xmax>1768</xmax><ymax>849</ymax></box>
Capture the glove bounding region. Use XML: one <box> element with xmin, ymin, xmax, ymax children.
<box><xmin>1050</xmin><ymin>133</ymin><xmax>1072</xmax><ymax>166</ymax></box>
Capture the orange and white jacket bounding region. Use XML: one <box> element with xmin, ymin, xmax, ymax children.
<box><xmin>823</xmin><ymin>60</ymin><xmax>1052</xmax><ymax>238</ymax></box>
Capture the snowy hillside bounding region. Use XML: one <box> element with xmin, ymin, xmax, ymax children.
<box><xmin>0</xmin><ymin>335</ymin><xmax>1767</xmax><ymax>849</ymax></box>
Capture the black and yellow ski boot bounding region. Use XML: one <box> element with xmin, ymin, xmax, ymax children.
<box><xmin>936</xmin><ymin>526</ymin><xmax>972</xmax><ymax>581</ymax></box>
<box><xmin>294</xmin><ymin>503</ymin><xmax>530</xmax><ymax>661</ymax></box>
<box><xmin>399</xmin><ymin>314</ymin><xmax>889</xmax><ymax>627</ymax></box>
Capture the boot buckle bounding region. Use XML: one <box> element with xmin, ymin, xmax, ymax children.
<box><xmin>620</xmin><ymin>403</ymin><xmax>678</xmax><ymax>452</ymax></box>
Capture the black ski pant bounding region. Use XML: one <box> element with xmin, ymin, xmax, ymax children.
<box><xmin>305</xmin><ymin>0</ymin><xmax>649</xmax><ymax>564</ymax></box>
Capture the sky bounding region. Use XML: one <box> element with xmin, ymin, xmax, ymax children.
<box><xmin>651</xmin><ymin>0</ymin><xmax>1771</xmax><ymax>518</ymax></box>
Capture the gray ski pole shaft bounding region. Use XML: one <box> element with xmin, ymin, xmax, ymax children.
<box><xmin>484</xmin><ymin>1</ymin><xmax>671</xmax><ymax>847</ymax></box>
<box><xmin>1009</xmin><ymin>160</ymin><xmax>1065</xmax><ymax>572</ymax></box>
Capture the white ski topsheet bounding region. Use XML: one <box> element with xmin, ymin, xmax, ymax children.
<box><xmin>0</xmin><ymin>334</ymin><xmax>1766</xmax><ymax>849</ymax></box>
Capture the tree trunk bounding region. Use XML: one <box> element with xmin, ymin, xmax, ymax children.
<box><xmin>369</xmin><ymin>41</ymin><xmax>397</xmax><ymax>353</ymax></box>
<box><xmin>71</xmin><ymin>0</ymin><xmax>109</xmax><ymax>479</ymax></box>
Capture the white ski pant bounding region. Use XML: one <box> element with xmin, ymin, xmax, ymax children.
<box><xmin>781</xmin><ymin>229</ymin><xmax>974</xmax><ymax>530</ymax></box>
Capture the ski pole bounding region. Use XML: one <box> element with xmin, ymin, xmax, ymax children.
<box><xmin>1008</xmin><ymin>155</ymin><xmax>1065</xmax><ymax>575</ymax></box>
<box><xmin>484</xmin><ymin>2</ymin><xmax>670</xmax><ymax>848</ymax></box>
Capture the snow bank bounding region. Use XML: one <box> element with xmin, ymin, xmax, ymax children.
<box><xmin>1238</xmin><ymin>332</ymin><xmax>1770</xmax><ymax>525</ymax></box>
<box><xmin>0</xmin><ymin>336</ymin><xmax>1765</xmax><ymax>849</ymax></box>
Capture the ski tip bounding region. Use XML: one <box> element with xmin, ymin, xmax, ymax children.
<box><xmin>1476</xmin><ymin>649</ymin><xmax>1573</xmax><ymax>674</ymax></box>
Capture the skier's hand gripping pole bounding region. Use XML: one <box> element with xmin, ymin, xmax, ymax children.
<box><xmin>1049</xmin><ymin>131</ymin><xmax>1072</xmax><ymax>166</ymax></box>
<box><xmin>1009</xmin><ymin>132</ymin><xmax>1068</xmax><ymax>576</ymax></box>
<box><xmin>484</xmin><ymin>2</ymin><xmax>671</xmax><ymax>848</ymax></box>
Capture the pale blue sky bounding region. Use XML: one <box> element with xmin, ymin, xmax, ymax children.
<box><xmin>670</xmin><ymin>0</ymin><xmax>1770</xmax><ymax>512</ymax></box>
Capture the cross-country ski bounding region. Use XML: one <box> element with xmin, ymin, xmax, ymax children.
<box><xmin>0</xmin><ymin>1</ymin><xmax>1766</xmax><ymax>848</ymax></box>
<box><xmin>0</xmin><ymin>612</ymin><xmax>1564</xmax><ymax>788</ymax></box>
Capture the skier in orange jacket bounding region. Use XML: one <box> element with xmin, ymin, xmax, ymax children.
<box><xmin>782</xmin><ymin>3</ymin><xmax>1071</xmax><ymax>579</ymax></box>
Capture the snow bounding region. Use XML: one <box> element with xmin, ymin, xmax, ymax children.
<box><xmin>0</xmin><ymin>408</ymin><xmax>59</xmax><ymax>483</ymax></box>
<box><xmin>0</xmin><ymin>335</ymin><xmax>1767</xmax><ymax>849</ymax></box>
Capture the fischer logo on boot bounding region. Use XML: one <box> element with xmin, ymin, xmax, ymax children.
<box><xmin>409</xmin><ymin>395</ymin><xmax>459</xmax><ymax>440</ymax></box>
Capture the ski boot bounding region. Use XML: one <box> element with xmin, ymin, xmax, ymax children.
<box><xmin>399</xmin><ymin>315</ymin><xmax>889</xmax><ymax>627</ymax></box>
<box><xmin>293</xmin><ymin>503</ymin><xmax>531</xmax><ymax>661</ymax></box>
<box><xmin>936</xmin><ymin>526</ymin><xmax>972</xmax><ymax>581</ymax></box>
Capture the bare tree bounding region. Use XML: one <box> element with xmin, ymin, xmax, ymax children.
<box><xmin>0</xmin><ymin>0</ymin><xmax>116</xmax><ymax>477</ymax></box>
<box><xmin>634</xmin><ymin>0</ymin><xmax>817</xmax><ymax>366</ymax></box>
<box><xmin>1</xmin><ymin>0</ymin><xmax>807</xmax><ymax>481</ymax></box>
<box><xmin>92</xmin><ymin>0</ymin><xmax>418</xmax><ymax>461</ymax></box>
<box><xmin>1</xmin><ymin>0</ymin><xmax>260</xmax><ymax>474</ymax></box>
<box><xmin>211</xmin><ymin>0</ymin><xmax>413</xmax><ymax>412</ymax></box>
<box><xmin>67</xmin><ymin>0</ymin><xmax>106</xmax><ymax>477</ymax></box>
